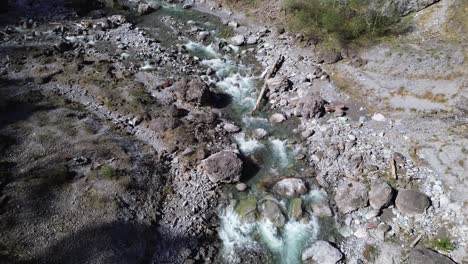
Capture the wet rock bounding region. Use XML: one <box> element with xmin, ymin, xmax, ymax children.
<box><xmin>395</xmin><ymin>189</ymin><xmax>430</xmax><ymax>215</ymax></box>
<box><xmin>236</xmin><ymin>198</ymin><xmax>257</xmax><ymax>223</ymax></box>
<box><xmin>311</xmin><ymin>199</ymin><xmax>333</xmax><ymax>217</ymax></box>
<box><xmin>269</xmin><ymin>113</ymin><xmax>286</xmax><ymax>123</ymax></box>
<box><xmin>260</xmin><ymin>199</ymin><xmax>286</xmax><ymax>227</ymax></box>
<box><xmin>228</xmin><ymin>21</ymin><xmax>239</xmax><ymax>28</ymax></box>
<box><xmin>302</xmin><ymin>240</ymin><xmax>343</xmax><ymax>264</ymax></box>
<box><xmin>182</xmin><ymin>3</ymin><xmax>192</xmax><ymax>9</ymax></box>
<box><xmin>272</xmin><ymin>178</ymin><xmax>307</xmax><ymax>198</ymax></box>
<box><xmin>236</xmin><ymin>183</ymin><xmax>248</xmax><ymax>192</ymax></box>
<box><xmin>408</xmin><ymin>248</ymin><xmax>456</xmax><ymax>264</ymax></box>
<box><xmin>137</xmin><ymin>3</ymin><xmax>160</xmax><ymax>15</ymax></box>
<box><xmin>252</xmin><ymin>128</ymin><xmax>268</xmax><ymax>140</ymax></box>
<box><xmin>289</xmin><ymin>198</ymin><xmax>303</xmax><ymax>220</ymax></box>
<box><xmin>369</xmin><ymin>181</ymin><xmax>393</xmax><ymax>210</ymax></box>
<box><xmin>200</xmin><ymin>151</ymin><xmax>243</xmax><ymax>183</ymax></box>
<box><xmin>230</xmin><ymin>35</ymin><xmax>245</xmax><ymax>46</ymax></box>
<box><xmin>335</xmin><ymin>180</ymin><xmax>368</xmax><ymax>214</ymax></box>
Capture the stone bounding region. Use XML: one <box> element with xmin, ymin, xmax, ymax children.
<box><xmin>252</xmin><ymin>128</ymin><xmax>268</xmax><ymax>140</ymax></box>
<box><xmin>228</xmin><ymin>21</ymin><xmax>238</xmax><ymax>28</ymax></box>
<box><xmin>294</xmin><ymin>90</ymin><xmax>326</xmax><ymax>118</ymax></box>
<box><xmin>372</xmin><ymin>113</ymin><xmax>386</xmax><ymax>122</ymax></box>
<box><xmin>200</xmin><ymin>151</ymin><xmax>243</xmax><ymax>183</ymax></box>
<box><xmin>173</xmin><ymin>78</ymin><xmax>212</xmax><ymax>105</ymax></box>
<box><xmin>272</xmin><ymin>178</ymin><xmax>307</xmax><ymax>198</ymax></box>
<box><xmin>236</xmin><ymin>183</ymin><xmax>248</xmax><ymax>192</ymax></box>
<box><xmin>230</xmin><ymin>35</ymin><xmax>245</xmax><ymax>46</ymax></box>
<box><xmin>246</xmin><ymin>36</ymin><xmax>258</xmax><ymax>45</ymax></box>
<box><xmin>289</xmin><ymin>198</ymin><xmax>303</xmax><ymax>220</ymax></box>
<box><xmin>269</xmin><ymin>113</ymin><xmax>286</xmax><ymax>123</ymax></box>
<box><xmin>137</xmin><ymin>3</ymin><xmax>160</xmax><ymax>15</ymax></box>
<box><xmin>260</xmin><ymin>199</ymin><xmax>286</xmax><ymax>227</ymax></box>
<box><xmin>223</xmin><ymin>123</ymin><xmax>240</xmax><ymax>133</ymax></box>
<box><xmin>335</xmin><ymin>180</ymin><xmax>369</xmax><ymax>214</ymax></box>
<box><xmin>182</xmin><ymin>3</ymin><xmax>192</xmax><ymax>9</ymax></box>
<box><xmin>235</xmin><ymin>198</ymin><xmax>257</xmax><ymax>223</ymax></box>
<box><xmin>320</xmin><ymin>51</ymin><xmax>342</xmax><ymax>64</ymax></box>
<box><xmin>369</xmin><ymin>181</ymin><xmax>393</xmax><ymax>210</ymax></box>
<box><xmin>408</xmin><ymin>248</ymin><xmax>456</xmax><ymax>264</ymax></box>
<box><xmin>395</xmin><ymin>189</ymin><xmax>430</xmax><ymax>215</ymax></box>
<box><xmin>302</xmin><ymin>240</ymin><xmax>343</xmax><ymax>264</ymax></box>
<box><xmin>265</xmin><ymin>76</ymin><xmax>291</xmax><ymax>93</ymax></box>
<box><xmin>311</xmin><ymin>200</ymin><xmax>333</xmax><ymax>217</ymax></box>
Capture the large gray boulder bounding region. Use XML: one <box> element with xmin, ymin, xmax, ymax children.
<box><xmin>395</xmin><ymin>189</ymin><xmax>430</xmax><ymax>215</ymax></box>
<box><xmin>200</xmin><ymin>151</ymin><xmax>243</xmax><ymax>183</ymax></box>
<box><xmin>408</xmin><ymin>248</ymin><xmax>456</xmax><ymax>264</ymax></box>
<box><xmin>302</xmin><ymin>240</ymin><xmax>343</xmax><ymax>264</ymax></box>
<box><xmin>369</xmin><ymin>181</ymin><xmax>393</xmax><ymax>210</ymax></box>
<box><xmin>293</xmin><ymin>90</ymin><xmax>326</xmax><ymax>118</ymax></box>
<box><xmin>173</xmin><ymin>78</ymin><xmax>212</xmax><ymax>106</ymax></box>
<box><xmin>335</xmin><ymin>180</ymin><xmax>369</xmax><ymax>214</ymax></box>
<box><xmin>272</xmin><ymin>178</ymin><xmax>307</xmax><ymax>198</ymax></box>
<box><xmin>230</xmin><ymin>35</ymin><xmax>245</xmax><ymax>46</ymax></box>
<box><xmin>259</xmin><ymin>199</ymin><xmax>286</xmax><ymax>227</ymax></box>
<box><xmin>137</xmin><ymin>3</ymin><xmax>161</xmax><ymax>15</ymax></box>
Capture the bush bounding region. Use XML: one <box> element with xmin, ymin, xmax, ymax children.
<box><xmin>100</xmin><ymin>164</ymin><xmax>117</xmax><ymax>179</ymax></box>
<box><xmin>284</xmin><ymin>0</ymin><xmax>401</xmax><ymax>49</ymax></box>
<box><xmin>427</xmin><ymin>238</ymin><xmax>456</xmax><ymax>252</ymax></box>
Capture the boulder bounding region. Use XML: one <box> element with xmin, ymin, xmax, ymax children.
<box><xmin>272</xmin><ymin>178</ymin><xmax>307</xmax><ymax>198</ymax></box>
<box><xmin>236</xmin><ymin>198</ymin><xmax>257</xmax><ymax>223</ymax></box>
<box><xmin>310</xmin><ymin>199</ymin><xmax>333</xmax><ymax>217</ymax></box>
<box><xmin>408</xmin><ymin>248</ymin><xmax>456</xmax><ymax>264</ymax></box>
<box><xmin>230</xmin><ymin>35</ymin><xmax>245</xmax><ymax>46</ymax></box>
<box><xmin>269</xmin><ymin>113</ymin><xmax>286</xmax><ymax>123</ymax></box>
<box><xmin>302</xmin><ymin>240</ymin><xmax>343</xmax><ymax>264</ymax></box>
<box><xmin>200</xmin><ymin>151</ymin><xmax>243</xmax><ymax>183</ymax></box>
<box><xmin>395</xmin><ymin>189</ymin><xmax>430</xmax><ymax>215</ymax></box>
<box><xmin>293</xmin><ymin>90</ymin><xmax>326</xmax><ymax>118</ymax></box>
<box><xmin>260</xmin><ymin>199</ymin><xmax>286</xmax><ymax>227</ymax></box>
<box><xmin>289</xmin><ymin>198</ymin><xmax>303</xmax><ymax>220</ymax></box>
<box><xmin>137</xmin><ymin>3</ymin><xmax>160</xmax><ymax>15</ymax></box>
<box><xmin>335</xmin><ymin>180</ymin><xmax>369</xmax><ymax>214</ymax></box>
<box><xmin>369</xmin><ymin>181</ymin><xmax>393</xmax><ymax>210</ymax></box>
<box><xmin>252</xmin><ymin>128</ymin><xmax>268</xmax><ymax>140</ymax></box>
<box><xmin>246</xmin><ymin>36</ymin><xmax>258</xmax><ymax>45</ymax></box>
<box><xmin>266</xmin><ymin>76</ymin><xmax>291</xmax><ymax>93</ymax></box>
<box><xmin>236</xmin><ymin>182</ymin><xmax>248</xmax><ymax>192</ymax></box>
<box><xmin>223</xmin><ymin>123</ymin><xmax>240</xmax><ymax>133</ymax></box>
<box><xmin>173</xmin><ymin>78</ymin><xmax>212</xmax><ymax>105</ymax></box>
<box><xmin>319</xmin><ymin>51</ymin><xmax>342</xmax><ymax>64</ymax></box>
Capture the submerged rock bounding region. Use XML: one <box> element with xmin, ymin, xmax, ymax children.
<box><xmin>236</xmin><ymin>198</ymin><xmax>257</xmax><ymax>223</ymax></box>
<box><xmin>408</xmin><ymin>248</ymin><xmax>456</xmax><ymax>264</ymax></box>
<box><xmin>259</xmin><ymin>199</ymin><xmax>286</xmax><ymax>227</ymax></box>
<box><xmin>272</xmin><ymin>178</ymin><xmax>307</xmax><ymax>198</ymax></box>
<box><xmin>289</xmin><ymin>198</ymin><xmax>303</xmax><ymax>220</ymax></box>
<box><xmin>395</xmin><ymin>189</ymin><xmax>430</xmax><ymax>215</ymax></box>
<box><xmin>335</xmin><ymin>180</ymin><xmax>368</xmax><ymax>214</ymax></box>
<box><xmin>302</xmin><ymin>240</ymin><xmax>343</xmax><ymax>264</ymax></box>
<box><xmin>200</xmin><ymin>151</ymin><xmax>243</xmax><ymax>183</ymax></box>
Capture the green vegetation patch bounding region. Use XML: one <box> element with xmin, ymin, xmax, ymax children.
<box><xmin>284</xmin><ymin>0</ymin><xmax>402</xmax><ymax>49</ymax></box>
<box><xmin>100</xmin><ymin>164</ymin><xmax>117</xmax><ymax>179</ymax></box>
<box><xmin>426</xmin><ymin>238</ymin><xmax>456</xmax><ymax>253</ymax></box>
<box><xmin>363</xmin><ymin>244</ymin><xmax>380</xmax><ymax>262</ymax></box>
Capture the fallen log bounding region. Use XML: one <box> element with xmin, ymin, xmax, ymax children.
<box><xmin>252</xmin><ymin>55</ymin><xmax>284</xmax><ymax>113</ymax></box>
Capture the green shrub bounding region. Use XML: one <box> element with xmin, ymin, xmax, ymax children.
<box><xmin>427</xmin><ymin>238</ymin><xmax>456</xmax><ymax>252</ymax></box>
<box><xmin>100</xmin><ymin>164</ymin><xmax>117</xmax><ymax>179</ymax></box>
<box><xmin>363</xmin><ymin>244</ymin><xmax>380</xmax><ymax>262</ymax></box>
<box><xmin>284</xmin><ymin>0</ymin><xmax>401</xmax><ymax>49</ymax></box>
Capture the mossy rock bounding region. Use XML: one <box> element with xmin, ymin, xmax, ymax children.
<box><xmin>289</xmin><ymin>198</ymin><xmax>303</xmax><ymax>220</ymax></box>
<box><xmin>235</xmin><ymin>198</ymin><xmax>257</xmax><ymax>223</ymax></box>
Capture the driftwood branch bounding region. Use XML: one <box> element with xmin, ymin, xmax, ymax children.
<box><xmin>252</xmin><ymin>55</ymin><xmax>284</xmax><ymax>113</ymax></box>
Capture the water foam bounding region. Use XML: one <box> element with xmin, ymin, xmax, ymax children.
<box><xmin>234</xmin><ymin>133</ymin><xmax>264</xmax><ymax>155</ymax></box>
<box><xmin>269</xmin><ymin>139</ymin><xmax>290</xmax><ymax>169</ymax></box>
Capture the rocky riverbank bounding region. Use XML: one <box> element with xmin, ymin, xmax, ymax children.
<box><xmin>0</xmin><ymin>0</ymin><xmax>466</xmax><ymax>263</ymax></box>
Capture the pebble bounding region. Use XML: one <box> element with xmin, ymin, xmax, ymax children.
<box><xmin>372</xmin><ymin>113</ymin><xmax>386</xmax><ymax>122</ymax></box>
<box><xmin>236</xmin><ymin>183</ymin><xmax>248</xmax><ymax>192</ymax></box>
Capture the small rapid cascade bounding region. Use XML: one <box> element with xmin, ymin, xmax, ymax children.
<box><xmin>180</xmin><ymin>17</ymin><xmax>320</xmax><ymax>264</ymax></box>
